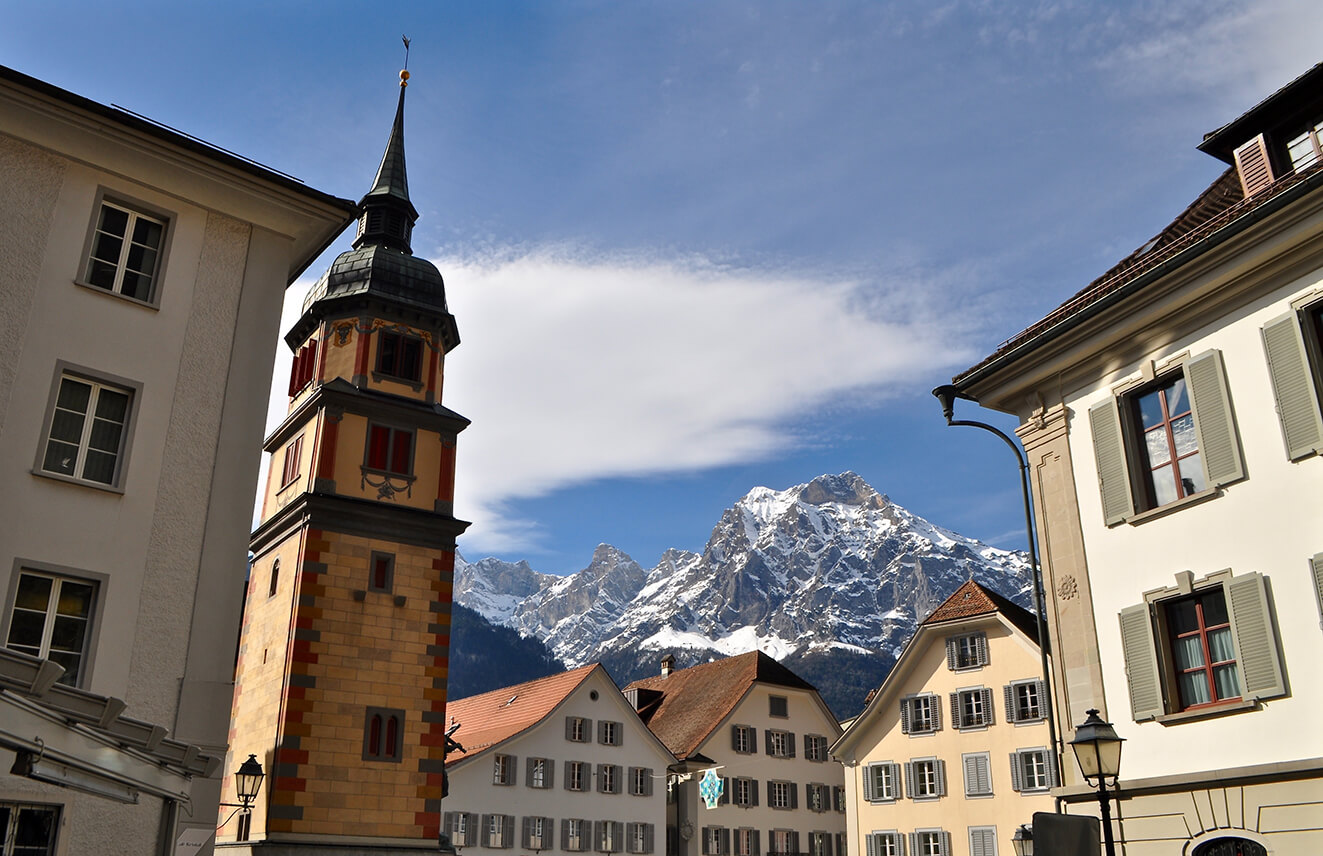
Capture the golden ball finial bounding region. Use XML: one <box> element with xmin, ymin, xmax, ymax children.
<box><xmin>400</xmin><ymin>69</ymin><xmax>410</xmax><ymax>86</ymax></box>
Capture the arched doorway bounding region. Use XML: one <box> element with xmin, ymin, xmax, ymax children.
<box><xmin>1192</xmin><ymin>838</ymin><xmax>1267</xmax><ymax>856</ymax></box>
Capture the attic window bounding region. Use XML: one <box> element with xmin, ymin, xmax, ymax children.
<box><xmin>1287</xmin><ymin>119</ymin><xmax>1323</xmax><ymax>172</ymax></box>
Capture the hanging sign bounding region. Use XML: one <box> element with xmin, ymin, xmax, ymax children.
<box><xmin>698</xmin><ymin>768</ymin><xmax>724</xmax><ymax>810</ymax></box>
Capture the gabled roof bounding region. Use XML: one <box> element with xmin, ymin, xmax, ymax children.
<box><xmin>623</xmin><ymin>651</ymin><xmax>819</xmax><ymax>760</ymax></box>
<box><xmin>445</xmin><ymin>664</ymin><xmax>599</xmax><ymax>764</ymax></box>
<box><xmin>923</xmin><ymin>579</ymin><xmax>1040</xmax><ymax>644</ymax></box>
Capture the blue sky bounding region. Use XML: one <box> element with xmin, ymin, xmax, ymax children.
<box><xmin>6</xmin><ymin>1</ymin><xmax>1316</xmax><ymax>573</ymax></box>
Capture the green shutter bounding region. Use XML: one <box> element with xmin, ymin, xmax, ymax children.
<box><xmin>1186</xmin><ymin>349</ymin><xmax>1245</xmax><ymax>486</ymax></box>
<box><xmin>1089</xmin><ymin>398</ymin><xmax>1133</xmax><ymax>525</ymax></box>
<box><xmin>1262</xmin><ymin>312</ymin><xmax>1323</xmax><ymax>460</ymax></box>
<box><xmin>1225</xmin><ymin>572</ymin><xmax>1286</xmax><ymax>700</ymax></box>
<box><xmin>1118</xmin><ymin>604</ymin><xmax>1164</xmax><ymax>721</ymax></box>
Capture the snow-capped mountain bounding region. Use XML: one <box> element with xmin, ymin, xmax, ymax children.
<box><xmin>455</xmin><ymin>472</ymin><xmax>1033</xmax><ymax>673</ymax></box>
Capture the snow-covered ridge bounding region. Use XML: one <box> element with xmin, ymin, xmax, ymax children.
<box><xmin>454</xmin><ymin>472</ymin><xmax>1033</xmax><ymax>669</ymax></box>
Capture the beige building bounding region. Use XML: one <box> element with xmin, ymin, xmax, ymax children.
<box><xmin>946</xmin><ymin>63</ymin><xmax>1323</xmax><ymax>854</ymax></box>
<box><xmin>832</xmin><ymin>581</ymin><xmax>1053</xmax><ymax>856</ymax></box>
<box><xmin>443</xmin><ymin>665</ymin><xmax>677</xmax><ymax>856</ymax></box>
<box><xmin>0</xmin><ymin>64</ymin><xmax>354</xmax><ymax>854</ymax></box>
<box><xmin>625</xmin><ymin>652</ymin><xmax>846</xmax><ymax>856</ymax></box>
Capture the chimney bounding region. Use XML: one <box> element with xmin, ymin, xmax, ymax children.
<box><xmin>661</xmin><ymin>654</ymin><xmax>675</xmax><ymax>678</ymax></box>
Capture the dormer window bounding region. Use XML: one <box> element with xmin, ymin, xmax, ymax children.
<box><xmin>1286</xmin><ymin>119</ymin><xmax>1323</xmax><ymax>172</ymax></box>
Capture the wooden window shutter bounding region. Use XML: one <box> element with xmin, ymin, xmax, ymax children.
<box><xmin>909</xmin><ymin>833</ymin><xmax>919</xmax><ymax>856</ymax></box>
<box><xmin>1262</xmin><ymin>312</ymin><xmax>1323</xmax><ymax>459</ymax></box>
<box><xmin>932</xmin><ymin>695</ymin><xmax>943</xmax><ymax>731</ymax></box>
<box><xmin>764</xmin><ymin>729</ymin><xmax>774</xmax><ymax>755</ymax></box>
<box><xmin>789</xmin><ymin>782</ymin><xmax>799</xmax><ymax>809</ymax></box>
<box><xmin>903</xmin><ymin>762</ymin><xmax>915</xmax><ymax>797</ymax></box>
<box><xmin>866</xmin><ymin>834</ymin><xmax>878</xmax><ymax>856</ymax></box>
<box><xmin>1313</xmin><ymin>554</ymin><xmax>1323</xmax><ymax>626</ymax></box>
<box><xmin>1045</xmin><ymin>748</ymin><xmax>1060</xmax><ymax>787</ymax></box>
<box><xmin>980</xmin><ymin>688</ymin><xmax>995</xmax><ymax>725</ymax></box>
<box><xmin>503</xmin><ymin>816</ymin><xmax>515</xmax><ymax>849</ymax></box>
<box><xmin>898</xmin><ymin>699</ymin><xmax>911</xmax><ymax>734</ymax></box>
<box><xmin>523</xmin><ymin>816</ymin><xmax>534</xmax><ymax>848</ymax></box>
<box><xmin>1226</xmin><ymin>572</ymin><xmax>1286</xmax><ymax>700</ymax></box>
<box><xmin>948</xmin><ymin>692</ymin><xmax>960</xmax><ymax>727</ymax></box>
<box><xmin>935</xmin><ymin>759</ymin><xmax>946</xmax><ymax>796</ymax></box>
<box><xmin>1118</xmin><ymin>603</ymin><xmax>1165</xmax><ymax>721</ymax></box>
<box><xmin>645</xmin><ymin>824</ymin><xmax>655</xmax><ymax>854</ymax></box>
<box><xmin>1187</xmin><ymin>349</ymin><xmax>1246</xmax><ymax>486</ymax></box>
<box><xmin>562</xmin><ymin>820</ymin><xmax>571</xmax><ymax>851</ymax></box>
<box><xmin>1234</xmin><ymin>134</ymin><xmax>1275</xmax><ymax>197</ymax></box>
<box><xmin>731</xmin><ymin>725</ymin><xmax>740</xmax><ymax>751</ymax></box>
<box><xmin>1089</xmin><ymin>397</ymin><xmax>1134</xmax><ymax>525</ymax></box>
<box><xmin>941</xmin><ymin>832</ymin><xmax>952</xmax><ymax>856</ymax></box>
<box><xmin>787</xmin><ymin>732</ymin><xmax>796</xmax><ymax>758</ymax></box>
<box><xmin>722</xmin><ymin>829</ymin><xmax>731</xmax><ymax>856</ymax></box>
<box><xmin>862</xmin><ymin>766</ymin><xmax>873</xmax><ymax>801</ymax></box>
<box><xmin>891</xmin><ymin>763</ymin><xmax>903</xmax><ymax>799</ymax></box>
<box><xmin>1003</xmin><ymin>685</ymin><xmax>1017</xmax><ymax>722</ymax></box>
<box><xmin>975</xmin><ymin>633</ymin><xmax>988</xmax><ymax>665</ymax></box>
<box><xmin>944</xmin><ymin>637</ymin><xmax>958</xmax><ymax>670</ymax></box>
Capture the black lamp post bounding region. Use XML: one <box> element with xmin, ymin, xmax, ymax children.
<box><xmin>931</xmin><ymin>385</ymin><xmax>1060</xmax><ymax>768</ymax></box>
<box><xmin>1069</xmin><ymin>709</ymin><xmax>1124</xmax><ymax>856</ymax></box>
<box><xmin>219</xmin><ymin>754</ymin><xmax>266</xmax><ymax>833</ymax></box>
<box><xmin>1010</xmin><ymin>824</ymin><xmax>1034</xmax><ymax>856</ymax></box>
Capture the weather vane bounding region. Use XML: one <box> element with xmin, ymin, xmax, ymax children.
<box><xmin>402</xmin><ymin>35</ymin><xmax>411</xmax><ymax>69</ymax></box>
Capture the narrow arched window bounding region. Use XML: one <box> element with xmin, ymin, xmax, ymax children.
<box><xmin>268</xmin><ymin>560</ymin><xmax>280</xmax><ymax>598</ymax></box>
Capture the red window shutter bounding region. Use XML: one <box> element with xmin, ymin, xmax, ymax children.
<box><xmin>1234</xmin><ymin>134</ymin><xmax>1274</xmax><ymax>197</ymax></box>
<box><xmin>369</xmin><ymin>714</ymin><xmax>382</xmax><ymax>755</ymax></box>
<box><xmin>390</xmin><ymin>429</ymin><xmax>412</xmax><ymax>475</ymax></box>
<box><xmin>305</xmin><ymin>340</ymin><xmax>319</xmax><ymax>386</ymax></box>
<box><xmin>368</xmin><ymin>425</ymin><xmax>390</xmax><ymax>470</ymax></box>
<box><xmin>288</xmin><ymin>350</ymin><xmax>302</xmax><ymax>396</ymax></box>
<box><xmin>403</xmin><ymin>338</ymin><xmax>423</xmax><ymax>381</ymax></box>
<box><xmin>386</xmin><ymin>715</ymin><xmax>399</xmax><ymax>758</ymax></box>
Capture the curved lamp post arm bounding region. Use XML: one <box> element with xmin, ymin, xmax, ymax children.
<box><xmin>932</xmin><ymin>385</ymin><xmax>1062</xmax><ymax>773</ymax></box>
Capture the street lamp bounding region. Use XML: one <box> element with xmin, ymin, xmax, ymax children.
<box><xmin>1010</xmin><ymin>824</ymin><xmax>1034</xmax><ymax>856</ymax></box>
<box><xmin>931</xmin><ymin>385</ymin><xmax>1060</xmax><ymax>766</ymax></box>
<box><xmin>1069</xmin><ymin>709</ymin><xmax>1124</xmax><ymax>856</ymax></box>
<box><xmin>234</xmin><ymin>754</ymin><xmax>265</xmax><ymax>808</ymax></box>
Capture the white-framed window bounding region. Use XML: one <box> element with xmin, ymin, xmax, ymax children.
<box><xmin>1089</xmin><ymin>350</ymin><xmax>1243</xmax><ymax>525</ymax></box>
<box><xmin>969</xmin><ymin>826</ymin><xmax>998</xmax><ymax>856</ymax></box>
<box><xmin>946</xmin><ymin>632</ymin><xmax>988</xmax><ymax>670</ymax></box>
<box><xmin>703</xmin><ymin>826</ymin><xmax>729</xmax><ymax>856</ymax></box>
<box><xmin>905</xmin><ymin>758</ymin><xmax>946</xmax><ymax>800</ymax></box>
<box><xmin>1262</xmin><ymin>297</ymin><xmax>1323</xmax><ymax>460</ymax></box>
<box><xmin>566</xmin><ymin>716</ymin><xmax>592</xmax><ymax>742</ymax></box>
<box><xmin>806</xmin><ymin>782</ymin><xmax>830</xmax><ymax>813</ymax></box>
<box><xmin>38</xmin><ymin>372</ymin><xmax>135</xmax><ymax>487</ymax></box>
<box><xmin>863</xmin><ymin>761</ymin><xmax>900</xmax><ymax>801</ymax></box>
<box><xmin>962</xmin><ymin>752</ymin><xmax>993</xmax><ymax>797</ymax></box>
<box><xmin>768</xmin><ymin>780</ymin><xmax>796</xmax><ymax>809</ymax></box>
<box><xmin>0</xmin><ymin>802</ymin><xmax>60</xmax><ymax>855</ymax></box>
<box><xmin>565</xmin><ymin>760</ymin><xmax>588</xmax><ymax>792</ymax></box>
<box><xmin>484</xmin><ymin>813</ymin><xmax>514</xmax><ymax>848</ymax></box>
<box><xmin>81</xmin><ymin>197</ymin><xmax>168</xmax><ymax>303</ymax></box>
<box><xmin>529</xmin><ymin>757</ymin><xmax>552</xmax><ymax>789</ymax></box>
<box><xmin>952</xmin><ymin>687</ymin><xmax>995</xmax><ymax>729</ymax></box>
<box><xmin>523</xmin><ymin>816</ymin><xmax>553</xmax><ymax>850</ymax></box>
<box><xmin>628</xmin><ymin>822</ymin><xmax>655</xmax><ymax>854</ymax></box>
<box><xmin>732</xmin><ymin>776</ymin><xmax>757</xmax><ymax>807</ymax></box>
<box><xmin>899</xmin><ymin>693</ymin><xmax>941</xmax><ymax>734</ymax></box>
<box><xmin>1009</xmin><ymin>748</ymin><xmax>1057</xmax><ymax>793</ymax></box>
<box><xmin>804</xmin><ymin>734</ymin><xmax>829</xmax><ymax>761</ymax></box>
<box><xmin>910</xmin><ymin>830</ymin><xmax>950</xmax><ymax>856</ymax></box>
<box><xmin>769</xmin><ymin>830</ymin><xmax>798</xmax><ymax>856</ymax></box>
<box><xmin>597</xmin><ymin>821</ymin><xmax>621</xmax><ymax>853</ymax></box>
<box><xmin>599</xmin><ymin>719</ymin><xmax>622</xmax><ymax>746</ymax></box>
<box><xmin>4</xmin><ymin>570</ymin><xmax>98</xmax><ymax>686</ymax></box>
<box><xmin>731</xmin><ymin>724</ymin><xmax>757</xmax><ymax>754</ymax></box>
<box><xmin>809</xmin><ymin>831</ymin><xmax>832</xmax><ymax>856</ymax></box>
<box><xmin>866</xmin><ymin>831</ymin><xmax>902</xmax><ymax>856</ymax></box>
<box><xmin>597</xmin><ymin>763</ymin><xmax>622</xmax><ymax>794</ymax></box>
<box><xmin>765</xmin><ymin>729</ymin><xmax>794</xmax><ymax>758</ymax></box>
<box><xmin>444</xmin><ymin>811</ymin><xmax>478</xmax><ymax>847</ymax></box>
<box><xmin>629</xmin><ymin>766</ymin><xmax>653</xmax><ymax>796</ymax></box>
<box><xmin>833</xmin><ymin>785</ymin><xmax>846</xmax><ymax>812</ymax></box>
<box><xmin>735</xmin><ymin>828</ymin><xmax>759</xmax><ymax>856</ymax></box>
<box><xmin>563</xmin><ymin>819</ymin><xmax>588</xmax><ymax>852</ymax></box>
<box><xmin>493</xmin><ymin>754</ymin><xmax>515</xmax><ymax>786</ymax></box>
<box><xmin>1004</xmin><ymin>680</ymin><xmax>1045</xmax><ymax>723</ymax></box>
<box><xmin>1119</xmin><ymin>569</ymin><xmax>1285</xmax><ymax>721</ymax></box>
<box><xmin>1286</xmin><ymin>118</ymin><xmax>1323</xmax><ymax>171</ymax></box>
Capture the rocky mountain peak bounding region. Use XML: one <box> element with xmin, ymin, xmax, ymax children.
<box><xmin>795</xmin><ymin>471</ymin><xmax>887</xmax><ymax>508</ymax></box>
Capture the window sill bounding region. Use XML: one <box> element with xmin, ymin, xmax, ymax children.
<box><xmin>371</xmin><ymin>370</ymin><xmax>424</xmax><ymax>392</ymax></box>
<box><xmin>31</xmin><ymin>468</ymin><xmax>125</xmax><ymax>495</ymax></box>
<box><xmin>1124</xmin><ymin>487</ymin><xmax>1220</xmax><ymax>526</ymax></box>
<box><xmin>1155</xmin><ymin>698</ymin><xmax>1256</xmax><ymax>725</ymax></box>
<box><xmin>74</xmin><ymin>279</ymin><xmax>161</xmax><ymax>310</ymax></box>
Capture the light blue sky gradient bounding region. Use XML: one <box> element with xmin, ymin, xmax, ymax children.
<box><xmin>6</xmin><ymin>1</ymin><xmax>1315</xmax><ymax>572</ymax></box>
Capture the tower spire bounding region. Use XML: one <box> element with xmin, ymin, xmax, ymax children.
<box><xmin>354</xmin><ymin>66</ymin><xmax>419</xmax><ymax>253</ymax></box>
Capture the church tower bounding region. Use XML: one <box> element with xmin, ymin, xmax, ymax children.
<box><xmin>219</xmin><ymin>68</ymin><xmax>468</xmax><ymax>851</ymax></box>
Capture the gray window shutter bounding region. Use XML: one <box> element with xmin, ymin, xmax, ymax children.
<box><xmin>720</xmin><ymin>777</ymin><xmax>730</xmax><ymax>805</ymax></box>
<box><xmin>899</xmin><ymin>699</ymin><xmax>911</xmax><ymax>734</ymax></box>
<box><xmin>599</xmin><ymin>822</ymin><xmax>609</xmax><ymax>853</ymax></box>
<box><xmin>598</xmin><ymin>719</ymin><xmax>607</xmax><ymax>743</ymax></box>
<box><xmin>904</xmin><ymin>762</ymin><xmax>915</xmax><ymax>797</ymax></box>
<box><xmin>948</xmin><ymin>692</ymin><xmax>960</xmax><ymax>728</ymax></box>
<box><xmin>932</xmin><ymin>694</ymin><xmax>943</xmax><ymax>731</ymax></box>
<box><xmin>1187</xmin><ymin>349</ymin><xmax>1245</xmax><ymax>486</ymax></box>
<box><xmin>701</xmin><ymin>828</ymin><xmax>710</xmax><ymax>856</ymax></box>
<box><xmin>562</xmin><ymin>820</ymin><xmax>572</xmax><ymax>851</ymax></box>
<box><xmin>891</xmin><ymin>763</ymin><xmax>903</xmax><ymax>799</ymax></box>
<box><xmin>444</xmin><ymin>812</ymin><xmax>456</xmax><ymax>837</ymax></box>
<box><xmin>1046</xmin><ymin>748</ymin><xmax>1060</xmax><ymax>787</ymax></box>
<box><xmin>722</xmin><ymin>829</ymin><xmax>731</xmax><ymax>856</ymax></box>
<box><xmin>908</xmin><ymin>833</ymin><xmax>918</xmax><ymax>856</ymax></box>
<box><xmin>867</xmin><ymin>834</ymin><xmax>878</xmax><ymax>856</ymax></box>
<box><xmin>645</xmin><ymin>824</ymin><xmax>655</xmax><ymax>854</ymax></box>
<box><xmin>975</xmin><ymin>633</ymin><xmax>988</xmax><ymax>665</ymax></box>
<box><xmin>527</xmin><ymin>757</ymin><xmax>536</xmax><ymax>786</ymax></box>
<box><xmin>563</xmin><ymin>760</ymin><xmax>572</xmax><ymax>790</ymax></box>
<box><xmin>566</xmin><ymin>717</ymin><xmax>575</xmax><ymax>740</ymax></box>
<box><xmin>524</xmin><ymin>816</ymin><xmax>534</xmax><ymax>848</ymax></box>
<box><xmin>963</xmin><ymin>755</ymin><xmax>979</xmax><ymax>796</ymax></box>
<box><xmin>935</xmin><ymin>759</ymin><xmax>946</xmax><ymax>797</ymax></box>
<box><xmin>644</xmin><ymin>767</ymin><xmax>654</xmax><ymax>796</ymax></box>
<box><xmin>731</xmin><ymin>726</ymin><xmax>740</xmax><ymax>750</ymax></box>
<box><xmin>751</xmin><ymin>779</ymin><xmax>759</xmax><ymax>806</ymax></box>
<box><xmin>789</xmin><ymin>782</ymin><xmax>798</xmax><ymax>809</ymax></box>
<box><xmin>862</xmin><ymin>765</ymin><xmax>874</xmax><ymax>801</ymax></box>
<box><xmin>1008</xmin><ymin>753</ymin><xmax>1023</xmax><ymax>792</ymax></box>
<box><xmin>1313</xmin><ymin>554</ymin><xmax>1323</xmax><ymax>627</ymax></box>
<box><xmin>977</xmin><ymin>754</ymin><xmax>991</xmax><ymax>794</ymax></box>
<box><xmin>503</xmin><ymin>815</ymin><xmax>515</xmax><ymax>849</ymax></box>
<box><xmin>787</xmin><ymin>733</ymin><xmax>796</xmax><ymax>757</ymax></box>
<box><xmin>1003</xmin><ymin>685</ymin><xmax>1017</xmax><ymax>722</ymax></box>
<box><xmin>1089</xmin><ymin>397</ymin><xmax>1133</xmax><ymax>525</ymax></box>
<box><xmin>969</xmin><ymin>830</ymin><xmax>985</xmax><ymax>856</ymax></box>
<box><xmin>1118</xmin><ymin>603</ymin><xmax>1165</xmax><ymax>721</ymax></box>
<box><xmin>1262</xmin><ymin>312</ymin><xmax>1323</xmax><ymax>459</ymax></box>
<box><xmin>752</xmin><ymin>831</ymin><xmax>761</xmax><ymax>856</ymax></box>
<box><xmin>764</xmin><ymin>729</ymin><xmax>774</xmax><ymax>755</ymax></box>
<box><xmin>1035</xmin><ymin>680</ymin><xmax>1047</xmax><ymax>717</ymax></box>
<box><xmin>1226</xmin><ymin>572</ymin><xmax>1286</xmax><ymax>700</ymax></box>
<box><xmin>749</xmin><ymin>728</ymin><xmax>757</xmax><ymax>754</ymax></box>
<box><xmin>981</xmin><ymin>688</ymin><xmax>995</xmax><ymax>725</ymax></box>
<box><xmin>547</xmin><ymin>759</ymin><xmax>555</xmax><ymax>789</ymax></box>
<box><xmin>945</xmin><ymin>637</ymin><xmax>958</xmax><ymax>670</ymax></box>
<box><xmin>941</xmin><ymin>832</ymin><xmax>951</xmax><ymax>856</ymax></box>
<box><xmin>790</xmin><ymin>832</ymin><xmax>800</xmax><ymax>855</ymax></box>
<box><xmin>897</xmin><ymin>833</ymin><xmax>907</xmax><ymax>856</ymax></box>
<box><xmin>597</xmin><ymin>763</ymin><xmax>607</xmax><ymax>793</ymax></box>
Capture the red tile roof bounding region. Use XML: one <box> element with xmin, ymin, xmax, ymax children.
<box><xmin>444</xmin><ymin>664</ymin><xmax>599</xmax><ymax>765</ymax></box>
<box><xmin>624</xmin><ymin>651</ymin><xmax>815</xmax><ymax>760</ymax></box>
<box><xmin>922</xmin><ymin>580</ymin><xmax>1040</xmax><ymax>643</ymax></box>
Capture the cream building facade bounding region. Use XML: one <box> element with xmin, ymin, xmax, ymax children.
<box><xmin>832</xmin><ymin>581</ymin><xmax>1053</xmax><ymax>856</ymax></box>
<box><xmin>0</xmin><ymin>64</ymin><xmax>354</xmax><ymax>854</ymax></box>
<box><xmin>948</xmin><ymin>63</ymin><xmax>1323</xmax><ymax>854</ymax></box>
<box><xmin>625</xmin><ymin>652</ymin><xmax>846</xmax><ymax>856</ymax></box>
<box><xmin>443</xmin><ymin>665</ymin><xmax>676</xmax><ymax>856</ymax></box>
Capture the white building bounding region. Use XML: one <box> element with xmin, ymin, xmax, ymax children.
<box><xmin>444</xmin><ymin>665</ymin><xmax>677</xmax><ymax>856</ymax></box>
<box><xmin>625</xmin><ymin>652</ymin><xmax>846</xmax><ymax>856</ymax></box>
<box><xmin>947</xmin><ymin>62</ymin><xmax>1323</xmax><ymax>854</ymax></box>
<box><xmin>0</xmin><ymin>64</ymin><xmax>354</xmax><ymax>854</ymax></box>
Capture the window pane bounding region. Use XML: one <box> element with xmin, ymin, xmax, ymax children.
<box><xmin>119</xmin><ymin>271</ymin><xmax>151</xmax><ymax>301</ymax></box>
<box><xmin>50</xmin><ymin>614</ymin><xmax>88</xmax><ymax>652</ymax></box>
<box><xmin>1145</xmin><ymin>427</ymin><xmax>1172</xmax><ymax>466</ymax></box>
<box><xmin>1151</xmin><ymin>463</ymin><xmax>1178</xmax><ymax>505</ymax></box>
<box><xmin>57</xmin><ymin>379</ymin><xmax>92</xmax><ymax>413</ymax></box>
<box><xmin>86</xmin><ymin>259</ymin><xmax>118</xmax><ymax>289</ymax></box>
<box><xmin>98</xmin><ymin>204</ymin><xmax>129</xmax><ymax>235</ymax></box>
<box><xmin>390</xmin><ymin>430</ymin><xmax>412</xmax><ymax>474</ymax></box>
<box><xmin>14</xmin><ymin>576</ymin><xmax>53</xmax><ymax>611</ymax></box>
<box><xmin>48</xmin><ymin>409</ymin><xmax>87</xmax><ymax>444</ymax></box>
<box><xmin>95</xmin><ymin>389</ymin><xmax>129</xmax><ymax>423</ymax></box>
<box><xmin>6</xmin><ymin>611</ymin><xmax>47</xmax><ymax>652</ymax></box>
<box><xmin>1178</xmin><ymin>453</ymin><xmax>1206</xmax><ymax>495</ymax></box>
<box><xmin>42</xmin><ymin>440</ymin><xmax>80</xmax><ymax>476</ymax></box>
<box><xmin>91</xmin><ymin>232</ymin><xmax>124</xmax><ymax>267</ymax></box>
<box><xmin>1171</xmin><ymin>414</ymin><xmax>1198</xmax><ymax>456</ymax></box>
<box><xmin>1212</xmin><ymin>664</ymin><xmax>1241</xmax><ymax>699</ymax></box>
<box><xmin>367</xmin><ymin>425</ymin><xmax>390</xmax><ymax>469</ymax></box>
<box><xmin>47</xmin><ymin>649</ymin><xmax>83</xmax><ymax>685</ymax></box>
<box><xmin>1172</xmin><ymin>634</ymin><xmax>1205</xmax><ymax>669</ymax></box>
<box><xmin>1207</xmin><ymin>627</ymin><xmax>1235</xmax><ymax>662</ymax></box>
<box><xmin>81</xmin><ymin>450</ymin><xmax>118</xmax><ymax>484</ymax></box>
<box><xmin>1137</xmin><ymin>388</ymin><xmax>1166</xmax><ymax>428</ymax></box>
<box><xmin>1179</xmin><ymin>671</ymin><xmax>1210</xmax><ymax>706</ymax></box>
<box><xmin>87</xmin><ymin>417</ymin><xmax>124</xmax><ymax>454</ymax></box>
<box><xmin>132</xmin><ymin>217</ymin><xmax>163</xmax><ymax>248</ymax></box>
<box><xmin>1201</xmin><ymin>592</ymin><xmax>1229</xmax><ymax>625</ymax></box>
<box><xmin>1168</xmin><ymin>598</ymin><xmax>1199</xmax><ymax>634</ymax></box>
<box><xmin>1166</xmin><ymin>378</ymin><xmax>1190</xmax><ymax>416</ymax></box>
